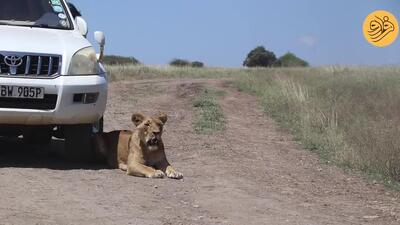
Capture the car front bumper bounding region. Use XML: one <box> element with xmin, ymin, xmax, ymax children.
<box><xmin>0</xmin><ymin>74</ymin><xmax>107</xmax><ymax>125</ymax></box>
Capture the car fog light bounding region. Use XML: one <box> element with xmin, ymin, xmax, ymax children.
<box><xmin>73</xmin><ymin>93</ymin><xmax>99</xmax><ymax>104</ymax></box>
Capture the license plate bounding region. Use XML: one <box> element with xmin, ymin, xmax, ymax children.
<box><xmin>0</xmin><ymin>85</ymin><xmax>44</xmax><ymax>99</ymax></box>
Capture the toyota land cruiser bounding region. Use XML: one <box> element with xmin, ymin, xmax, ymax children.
<box><xmin>0</xmin><ymin>0</ymin><xmax>108</xmax><ymax>159</ymax></box>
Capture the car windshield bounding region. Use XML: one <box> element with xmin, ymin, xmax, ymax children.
<box><xmin>0</xmin><ymin>0</ymin><xmax>72</xmax><ymax>29</ymax></box>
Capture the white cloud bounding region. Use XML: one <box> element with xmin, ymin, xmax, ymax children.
<box><xmin>298</xmin><ymin>35</ymin><xmax>318</xmax><ymax>47</ymax></box>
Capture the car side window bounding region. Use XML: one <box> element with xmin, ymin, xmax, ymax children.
<box><xmin>67</xmin><ymin>2</ymin><xmax>81</xmax><ymax>19</ymax></box>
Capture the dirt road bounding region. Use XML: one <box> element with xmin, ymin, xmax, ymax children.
<box><xmin>0</xmin><ymin>78</ymin><xmax>399</xmax><ymax>225</ymax></box>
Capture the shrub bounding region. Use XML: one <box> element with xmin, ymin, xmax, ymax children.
<box><xmin>103</xmin><ymin>55</ymin><xmax>140</xmax><ymax>65</ymax></box>
<box><xmin>243</xmin><ymin>46</ymin><xmax>277</xmax><ymax>67</ymax></box>
<box><xmin>191</xmin><ymin>61</ymin><xmax>205</xmax><ymax>68</ymax></box>
<box><xmin>170</xmin><ymin>59</ymin><xmax>191</xmax><ymax>67</ymax></box>
<box><xmin>275</xmin><ymin>52</ymin><xmax>309</xmax><ymax>67</ymax></box>
<box><xmin>170</xmin><ymin>59</ymin><xmax>205</xmax><ymax>68</ymax></box>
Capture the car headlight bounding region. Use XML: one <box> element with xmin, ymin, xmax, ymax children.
<box><xmin>68</xmin><ymin>47</ymin><xmax>99</xmax><ymax>75</ymax></box>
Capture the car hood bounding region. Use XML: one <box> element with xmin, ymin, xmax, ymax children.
<box><xmin>0</xmin><ymin>25</ymin><xmax>90</xmax><ymax>54</ymax></box>
<box><xmin>0</xmin><ymin>25</ymin><xmax>92</xmax><ymax>75</ymax></box>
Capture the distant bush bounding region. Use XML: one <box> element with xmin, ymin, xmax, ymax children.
<box><xmin>170</xmin><ymin>59</ymin><xmax>205</xmax><ymax>68</ymax></box>
<box><xmin>170</xmin><ymin>59</ymin><xmax>191</xmax><ymax>67</ymax></box>
<box><xmin>191</xmin><ymin>61</ymin><xmax>204</xmax><ymax>68</ymax></box>
<box><xmin>275</xmin><ymin>52</ymin><xmax>309</xmax><ymax>67</ymax></box>
<box><xmin>103</xmin><ymin>55</ymin><xmax>140</xmax><ymax>65</ymax></box>
<box><xmin>243</xmin><ymin>46</ymin><xmax>277</xmax><ymax>68</ymax></box>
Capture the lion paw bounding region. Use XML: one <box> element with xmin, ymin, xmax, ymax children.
<box><xmin>167</xmin><ymin>171</ymin><xmax>183</xmax><ymax>180</ymax></box>
<box><xmin>148</xmin><ymin>170</ymin><xmax>165</xmax><ymax>179</ymax></box>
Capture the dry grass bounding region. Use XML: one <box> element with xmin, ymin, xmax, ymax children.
<box><xmin>106</xmin><ymin>64</ymin><xmax>250</xmax><ymax>81</ymax></box>
<box><xmin>235</xmin><ymin>66</ymin><xmax>400</xmax><ymax>185</ymax></box>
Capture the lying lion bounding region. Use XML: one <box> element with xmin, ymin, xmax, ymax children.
<box><xmin>94</xmin><ymin>113</ymin><xmax>183</xmax><ymax>179</ymax></box>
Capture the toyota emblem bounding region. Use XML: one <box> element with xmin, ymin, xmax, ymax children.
<box><xmin>4</xmin><ymin>55</ymin><xmax>23</xmax><ymax>75</ymax></box>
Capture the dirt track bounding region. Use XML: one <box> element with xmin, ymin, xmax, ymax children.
<box><xmin>0</xmin><ymin>78</ymin><xmax>400</xmax><ymax>225</ymax></box>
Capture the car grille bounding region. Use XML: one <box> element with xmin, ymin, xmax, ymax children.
<box><xmin>0</xmin><ymin>52</ymin><xmax>61</xmax><ymax>77</ymax></box>
<box><xmin>0</xmin><ymin>94</ymin><xmax>58</xmax><ymax>110</ymax></box>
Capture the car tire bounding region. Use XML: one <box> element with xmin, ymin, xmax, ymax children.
<box><xmin>64</xmin><ymin>124</ymin><xmax>94</xmax><ymax>162</ymax></box>
<box><xmin>23</xmin><ymin>126</ymin><xmax>53</xmax><ymax>146</ymax></box>
<box><xmin>93</xmin><ymin>117</ymin><xmax>104</xmax><ymax>134</ymax></box>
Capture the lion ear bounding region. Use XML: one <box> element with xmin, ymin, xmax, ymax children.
<box><xmin>158</xmin><ymin>112</ymin><xmax>168</xmax><ymax>124</ymax></box>
<box><xmin>131</xmin><ymin>113</ymin><xmax>146</xmax><ymax>127</ymax></box>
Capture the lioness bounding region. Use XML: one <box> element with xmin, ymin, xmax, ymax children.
<box><xmin>94</xmin><ymin>113</ymin><xmax>183</xmax><ymax>179</ymax></box>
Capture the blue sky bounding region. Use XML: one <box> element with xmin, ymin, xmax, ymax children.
<box><xmin>69</xmin><ymin>0</ymin><xmax>400</xmax><ymax>67</ymax></box>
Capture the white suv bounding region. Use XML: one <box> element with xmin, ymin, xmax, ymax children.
<box><xmin>0</xmin><ymin>0</ymin><xmax>108</xmax><ymax>159</ymax></box>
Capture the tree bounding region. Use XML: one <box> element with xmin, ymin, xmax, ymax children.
<box><xmin>191</xmin><ymin>61</ymin><xmax>204</xmax><ymax>68</ymax></box>
<box><xmin>103</xmin><ymin>55</ymin><xmax>140</xmax><ymax>65</ymax></box>
<box><xmin>243</xmin><ymin>46</ymin><xmax>277</xmax><ymax>67</ymax></box>
<box><xmin>170</xmin><ymin>59</ymin><xmax>205</xmax><ymax>68</ymax></box>
<box><xmin>170</xmin><ymin>59</ymin><xmax>191</xmax><ymax>67</ymax></box>
<box><xmin>275</xmin><ymin>52</ymin><xmax>309</xmax><ymax>67</ymax></box>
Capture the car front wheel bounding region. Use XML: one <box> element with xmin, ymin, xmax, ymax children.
<box><xmin>64</xmin><ymin>124</ymin><xmax>94</xmax><ymax>162</ymax></box>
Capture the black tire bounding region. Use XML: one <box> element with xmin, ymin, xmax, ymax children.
<box><xmin>93</xmin><ymin>117</ymin><xmax>104</xmax><ymax>134</ymax></box>
<box><xmin>23</xmin><ymin>126</ymin><xmax>53</xmax><ymax>146</ymax></box>
<box><xmin>64</xmin><ymin>124</ymin><xmax>94</xmax><ymax>162</ymax></box>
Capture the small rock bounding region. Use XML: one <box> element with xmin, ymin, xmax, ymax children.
<box><xmin>153</xmin><ymin>185</ymin><xmax>158</xmax><ymax>189</ymax></box>
<box><xmin>281</xmin><ymin>190</ymin><xmax>294</xmax><ymax>195</ymax></box>
<box><xmin>363</xmin><ymin>215</ymin><xmax>379</xmax><ymax>219</ymax></box>
<box><xmin>193</xmin><ymin>204</ymin><xmax>200</xmax><ymax>208</ymax></box>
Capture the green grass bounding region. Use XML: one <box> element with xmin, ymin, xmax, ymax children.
<box><xmin>234</xmin><ymin>66</ymin><xmax>400</xmax><ymax>186</ymax></box>
<box><xmin>192</xmin><ymin>87</ymin><xmax>226</xmax><ymax>134</ymax></box>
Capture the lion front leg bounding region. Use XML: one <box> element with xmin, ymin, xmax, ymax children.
<box><xmin>158</xmin><ymin>161</ymin><xmax>183</xmax><ymax>180</ymax></box>
<box><xmin>119</xmin><ymin>163</ymin><xmax>128</xmax><ymax>171</ymax></box>
<box><xmin>127</xmin><ymin>162</ymin><xmax>165</xmax><ymax>179</ymax></box>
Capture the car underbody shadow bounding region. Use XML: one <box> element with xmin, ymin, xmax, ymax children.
<box><xmin>0</xmin><ymin>137</ymin><xmax>109</xmax><ymax>170</ymax></box>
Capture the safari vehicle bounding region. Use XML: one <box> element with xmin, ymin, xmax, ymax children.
<box><xmin>0</xmin><ymin>0</ymin><xmax>107</xmax><ymax>159</ymax></box>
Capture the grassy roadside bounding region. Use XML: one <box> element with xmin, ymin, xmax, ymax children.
<box><xmin>106</xmin><ymin>64</ymin><xmax>250</xmax><ymax>81</ymax></box>
<box><xmin>192</xmin><ymin>87</ymin><xmax>226</xmax><ymax>134</ymax></box>
<box><xmin>234</xmin><ymin>67</ymin><xmax>400</xmax><ymax>188</ymax></box>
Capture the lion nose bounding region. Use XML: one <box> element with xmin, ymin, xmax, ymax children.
<box><xmin>149</xmin><ymin>137</ymin><xmax>158</xmax><ymax>145</ymax></box>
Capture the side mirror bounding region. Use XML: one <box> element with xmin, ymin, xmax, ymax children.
<box><xmin>94</xmin><ymin>31</ymin><xmax>106</xmax><ymax>61</ymax></box>
<box><xmin>94</xmin><ymin>31</ymin><xmax>105</xmax><ymax>47</ymax></box>
<box><xmin>75</xmin><ymin>16</ymin><xmax>88</xmax><ymax>37</ymax></box>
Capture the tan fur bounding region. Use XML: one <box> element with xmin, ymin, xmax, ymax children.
<box><xmin>94</xmin><ymin>113</ymin><xmax>183</xmax><ymax>179</ymax></box>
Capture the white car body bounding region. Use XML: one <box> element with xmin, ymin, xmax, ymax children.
<box><xmin>0</xmin><ymin>1</ymin><xmax>107</xmax><ymax>126</ymax></box>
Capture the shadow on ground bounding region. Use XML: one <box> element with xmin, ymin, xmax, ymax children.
<box><xmin>0</xmin><ymin>137</ymin><xmax>108</xmax><ymax>170</ymax></box>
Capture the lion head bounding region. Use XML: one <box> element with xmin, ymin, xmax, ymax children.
<box><xmin>131</xmin><ymin>113</ymin><xmax>168</xmax><ymax>151</ymax></box>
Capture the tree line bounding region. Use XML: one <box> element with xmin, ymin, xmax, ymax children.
<box><xmin>243</xmin><ymin>46</ymin><xmax>309</xmax><ymax>68</ymax></box>
<box><xmin>103</xmin><ymin>45</ymin><xmax>309</xmax><ymax>68</ymax></box>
